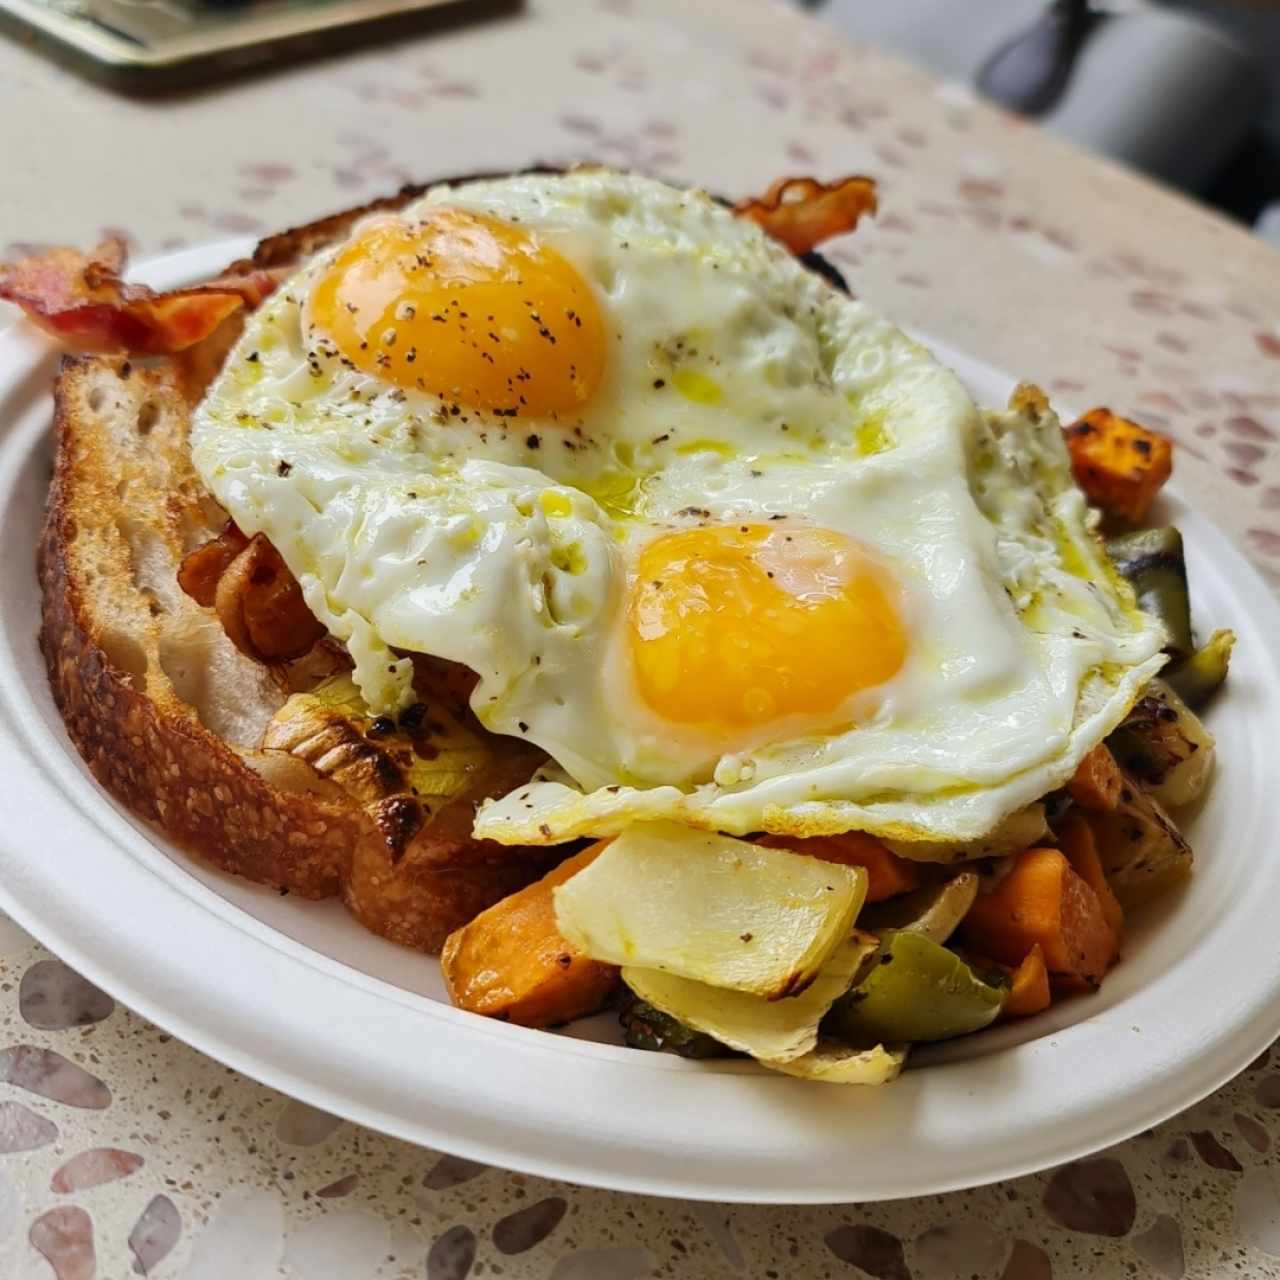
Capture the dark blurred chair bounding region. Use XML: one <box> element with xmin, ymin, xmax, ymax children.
<box><xmin>812</xmin><ymin>0</ymin><xmax>1269</xmax><ymax>200</ymax></box>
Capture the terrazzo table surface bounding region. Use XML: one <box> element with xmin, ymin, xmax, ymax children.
<box><xmin>5</xmin><ymin>0</ymin><xmax>1280</xmax><ymax>1275</ymax></box>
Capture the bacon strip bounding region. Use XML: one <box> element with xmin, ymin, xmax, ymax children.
<box><xmin>734</xmin><ymin>175</ymin><xmax>878</xmax><ymax>255</ymax></box>
<box><xmin>0</xmin><ymin>236</ymin><xmax>282</xmax><ymax>355</ymax></box>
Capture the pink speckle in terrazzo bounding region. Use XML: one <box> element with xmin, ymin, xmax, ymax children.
<box><xmin>0</xmin><ymin>1047</ymin><xmax>109</xmax><ymax>1109</ymax></box>
<box><xmin>999</xmin><ymin>1239</ymin><xmax>1051</xmax><ymax>1280</ymax></box>
<box><xmin>0</xmin><ymin>1100</ymin><xmax>57</xmax><ymax>1153</ymax></box>
<box><xmin>427</xmin><ymin>1224</ymin><xmax>476</xmax><ymax>1280</ymax></box>
<box><xmin>19</xmin><ymin>961</ymin><xmax>113</xmax><ymax>1030</ymax></box>
<box><xmin>1130</xmin><ymin>289</ymin><xmax>1176</xmax><ymax>316</ymax></box>
<box><xmin>30</xmin><ymin>1206</ymin><xmax>95</xmax><ymax>1280</ymax></box>
<box><xmin>316</xmin><ymin>1173</ymin><xmax>359</xmax><ymax>1198</ymax></box>
<box><xmin>240</xmin><ymin>162</ymin><xmax>296</xmax><ymax>185</ymax></box>
<box><xmin>275</xmin><ymin>1099</ymin><xmax>342</xmax><ymax>1146</ymax></box>
<box><xmin>1042</xmin><ymin>1158</ymin><xmax>1136</xmax><ymax>1236</ymax></box>
<box><xmin>1254</xmin><ymin>333</ymin><xmax>1280</xmax><ymax>360</ymax></box>
<box><xmin>51</xmin><ymin>1148</ymin><xmax>143</xmax><ymax>1193</ymax></box>
<box><xmin>128</xmin><ymin>1195</ymin><xmax>180</xmax><ymax>1276</ymax></box>
<box><xmin>913</xmin><ymin>1222</ymin><xmax>1005</xmax><ymax>1278</ymax></box>
<box><xmin>423</xmin><ymin>1154</ymin><xmax>488</xmax><ymax>1191</ymax></box>
<box><xmin>1247</xmin><ymin>529</ymin><xmax>1280</xmax><ymax>557</ymax></box>
<box><xmin>1229</xmin><ymin>469</ymin><xmax>1260</xmax><ymax>487</ymax></box>
<box><xmin>550</xmin><ymin>1248</ymin><xmax>653</xmax><ymax>1280</ymax></box>
<box><xmin>212</xmin><ymin>212</ymin><xmax>263</xmax><ymax>235</ymax></box>
<box><xmin>493</xmin><ymin>1196</ymin><xmax>567</xmax><ymax>1255</ymax></box>
<box><xmin>824</xmin><ymin>1224</ymin><xmax>911</xmax><ymax>1279</ymax></box>
<box><xmin>431</xmin><ymin>80</ymin><xmax>481</xmax><ymax>99</ymax></box>
<box><xmin>1226</xmin><ymin>414</ymin><xmax>1277</xmax><ymax>442</ymax></box>
<box><xmin>957</xmin><ymin>177</ymin><xmax>1003</xmax><ymax>202</ymax></box>
<box><xmin>1225</xmin><ymin>442</ymin><xmax>1267</xmax><ymax>469</ymax></box>
<box><xmin>1131</xmin><ymin>1215</ymin><xmax>1185</xmax><ymax>1280</ymax></box>
<box><xmin>1235</xmin><ymin>1113</ymin><xmax>1270</xmax><ymax>1153</ymax></box>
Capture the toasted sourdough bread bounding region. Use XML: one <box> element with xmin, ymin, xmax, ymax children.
<box><xmin>37</xmin><ymin>188</ymin><xmax>561</xmax><ymax>954</ymax></box>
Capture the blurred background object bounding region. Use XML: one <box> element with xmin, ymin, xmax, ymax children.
<box><xmin>804</xmin><ymin>0</ymin><xmax>1280</xmax><ymax>245</ymax></box>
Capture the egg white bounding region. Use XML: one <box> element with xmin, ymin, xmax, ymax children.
<box><xmin>191</xmin><ymin>169</ymin><xmax>1165</xmax><ymax>843</ymax></box>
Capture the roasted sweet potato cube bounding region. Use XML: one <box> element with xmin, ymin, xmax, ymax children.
<box><xmin>760</xmin><ymin>830</ymin><xmax>921</xmax><ymax>902</ymax></box>
<box><xmin>441</xmin><ymin>842</ymin><xmax>618</xmax><ymax>1028</ymax></box>
<box><xmin>1003</xmin><ymin>944</ymin><xmax>1051</xmax><ymax>1018</ymax></box>
<box><xmin>1064</xmin><ymin>408</ymin><xmax>1173</xmax><ymax>523</ymax></box>
<box><xmin>1067</xmin><ymin>744</ymin><xmax>1124</xmax><ymax>812</ymax></box>
<box><xmin>960</xmin><ymin>847</ymin><xmax>1118</xmax><ymax>987</ymax></box>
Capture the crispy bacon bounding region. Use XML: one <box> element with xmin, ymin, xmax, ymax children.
<box><xmin>0</xmin><ymin>236</ymin><xmax>282</xmax><ymax>355</ymax></box>
<box><xmin>734</xmin><ymin>175</ymin><xmax>878</xmax><ymax>255</ymax></box>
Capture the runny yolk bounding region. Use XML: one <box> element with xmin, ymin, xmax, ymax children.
<box><xmin>628</xmin><ymin>524</ymin><xmax>907</xmax><ymax>735</ymax></box>
<box><xmin>310</xmin><ymin>209</ymin><xmax>606</xmax><ymax>416</ymax></box>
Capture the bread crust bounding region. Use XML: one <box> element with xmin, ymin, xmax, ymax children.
<box><xmin>38</xmin><ymin>308</ymin><xmax>557</xmax><ymax>955</ymax></box>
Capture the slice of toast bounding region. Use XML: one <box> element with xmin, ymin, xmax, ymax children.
<box><xmin>37</xmin><ymin>190</ymin><xmax>561</xmax><ymax>954</ymax></box>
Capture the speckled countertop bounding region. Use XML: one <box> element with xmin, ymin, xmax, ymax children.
<box><xmin>4</xmin><ymin>0</ymin><xmax>1280</xmax><ymax>1275</ymax></box>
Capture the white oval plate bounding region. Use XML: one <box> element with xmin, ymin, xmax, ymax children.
<box><xmin>1</xmin><ymin>241</ymin><xmax>1278</xmax><ymax>1204</ymax></box>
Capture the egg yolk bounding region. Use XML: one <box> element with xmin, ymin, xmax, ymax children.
<box><xmin>629</xmin><ymin>524</ymin><xmax>906</xmax><ymax>734</ymax></box>
<box><xmin>310</xmin><ymin>209</ymin><xmax>605</xmax><ymax>416</ymax></box>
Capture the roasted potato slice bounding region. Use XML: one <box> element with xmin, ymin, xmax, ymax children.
<box><xmin>1085</xmin><ymin>774</ymin><xmax>1193</xmax><ymax>910</ymax></box>
<box><xmin>554</xmin><ymin>823</ymin><xmax>866</xmax><ymax>999</ymax></box>
<box><xmin>1107</xmin><ymin>678</ymin><xmax>1215</xmax><ymax>809</ymax></box>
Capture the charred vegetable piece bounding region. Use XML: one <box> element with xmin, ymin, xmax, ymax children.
<box><xmin>859</xmin><ymin>872</ymin><xmax>979</xmax><ymax>944</ymax></box>
<box><xmin>1107</xmin><ymin>679</ymin><xmax>1214</xmax><ymax>809</ymax></box>
<box><xmin>1106</xmin><ymin>527</ymin><xmax>1192</xmax><ymax>657</ymax></box>
<box><xmin>623</xmin><ymin>933</ymin><xmax>879</xmax><ymax>1064</ymax></box>
<box><xmin>1165</xmin><ymin>629</ymin><xmax>1236</xmax><ymax>709</ymax></box>
<box><xmin>1084</xmin><ymin>775</ymin><xmax>1193</xmax><ymax>910</ymax></box>
<box><xmin>959</xmin><ymin>847</ymin><xmax>1117</xmax><ymax>986</ymax></box>
<box><xmin>1065</xmin><ymin>408</ymin><xmax>1173</xmax><ymax>524</ymax></box>
<box><xmin>264</xmin><ymin>671</ymin><xmax>543</xmax><ymax>864</ymax></box>
<box><xmin>765</xmin><ymin>1040</ymin><xmax>906</xmax><ymax>1085</ymax></box>
<box><xmin>441</xmin><ymin>843</ymin><xmax>618</xmax><ymax>1029</ymax></box>
<box><xmin>826</xmin><ymin>931</ymin><xmax>1006</xmax><ymax>1046</ymax></box>
<box><xmin>617</xmin><ymin>995</ymin><xmax>734</xmax><ymax>1059</ymax></box>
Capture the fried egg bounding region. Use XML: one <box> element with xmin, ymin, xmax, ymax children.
<box><xmin>191</xmin><ymin>169</ymin><xmax>1165</xmax><ymax>846</ymax></box>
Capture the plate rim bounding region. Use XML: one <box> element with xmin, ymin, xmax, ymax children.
<box><xmin>0</xmin><ymin>239</ymin><xmax>1278</xmax><ymax>1203</ymax></box>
